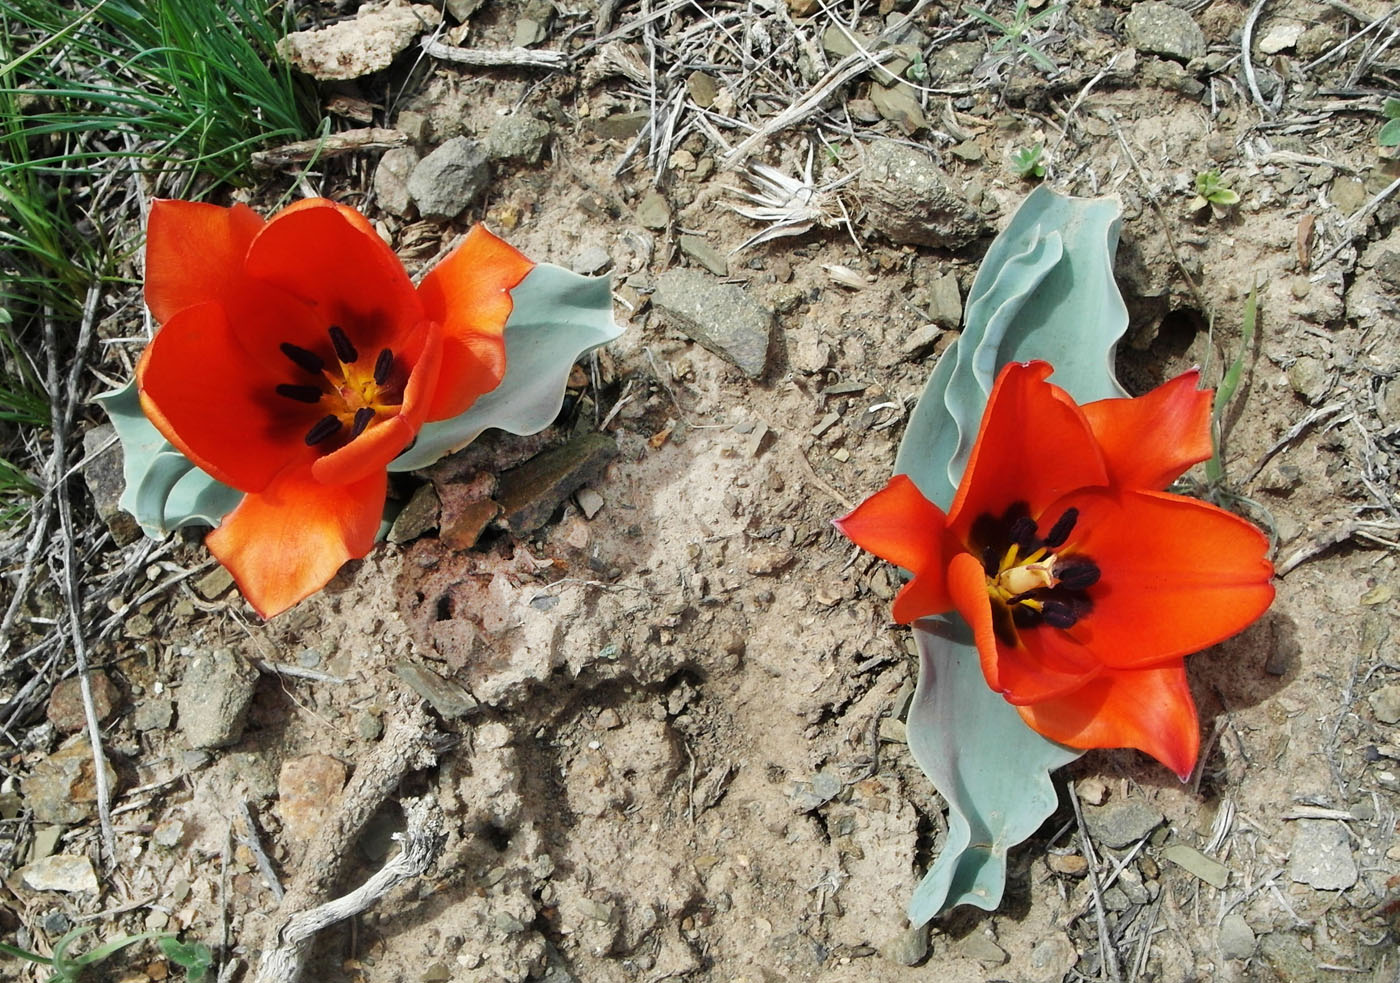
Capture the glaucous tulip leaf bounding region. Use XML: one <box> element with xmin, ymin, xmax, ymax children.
<box><xmin>906</xmin><ymin>617</ymin><xmax>1079</xmax><ymax>922</ymax></box>
<box><xmin>893</xmin><ymin>188</ymin><xmax>1130</xmax><ymax>923</ymax></box>
<box><xmin>95</xmin><ymin>382</ymin><xmax>243</xmax><ymax>538</ymax></box>
<box><xmin>390</xmin><ymin>264</ymin><xmax>623</xmax><ymax>471</ymax></box>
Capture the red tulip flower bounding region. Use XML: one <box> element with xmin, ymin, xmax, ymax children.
<box><xmin>836</xmin><ymin>361</ymin><xmax>1274</xmax><ymax>778</ymax></box>
<box><xmin>137</xmin><ymin>198</ymin><xmax>533</xmax><ymax>618</ymax></box>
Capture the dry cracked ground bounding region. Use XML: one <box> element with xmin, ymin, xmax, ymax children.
<box><xmin>4</xmin><ymin>0</ymin><xmax>1400</xmax><ymax>981</ymax></box>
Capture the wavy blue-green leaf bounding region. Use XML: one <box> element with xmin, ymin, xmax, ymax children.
<box><xmin>906</xmin><ymin>618</ymin><xmax>1079</xmax><ymax>922</ymax></box>
<box><xmin>893</xmin><ymin>188</ymin><xmax>1130</xmax><ymax>924</ymax></box>
<box><xmin>895</xmin><ymin>185</ymin><xmax>1128</xmax><ymax>506</ymax></box>
<box><xmin>390</xmin><ymin>264</ymin><xmax>623</xmax><ymax>472</ymax></box>
<box><xmin>95</xmin><ymin>382</ymin><xmax>243</xmax><ymax>538</ymax></box>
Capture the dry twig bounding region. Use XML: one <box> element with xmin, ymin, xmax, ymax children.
<box><xmin>421</xmin><ymin>38</ymin><xmax>567</xmax><ymax>69</ymax></box>
<box><xmin>250</xmin><ymin>128</ymin><xmax>410</xmax><ymax>168</ymax></box>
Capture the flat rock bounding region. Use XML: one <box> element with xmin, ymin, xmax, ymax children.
<box><xmin>408</xmin><ymin>137</ymin><xmax>489</xmax><ymax>221</ymax></box>
<box><xmin>46</xmin><ymin>672</ymin><xmax>120</xmax><ymax>733</ymax></box>
<box><xmin>678</xmin><ymin>234</ymin><xmax>728</xmax><ymax>277</ymax></box>
<box><xmin>21</xmin><ymin>739</ymin><xmax>117</xmax><ymax>825</ymax></box>
<box><xmin>487</xmin><ymin>115</ymin><xmax>550</xmax><ymax>163</ymax></box>
<box><xmin>194</xmin><ymin>566</ymin><xmax>234</xmax><ymax>600</ymax></box>
<box><xmin>869</xmin><ymin>81</ymin><xmax>926</xmax><ymax>133</ymax></box>
<box><xmin>1369</xmin><ymin>683</ymin><xmax>1400</xmax><ymax>724</ymax></box>
<box><xmin>858</xmin><ymin>139</ymin><xmax>984</xmax><ymax>248</ymax></box>
<box><xmin>928</xmin><ymin>272</ymin><xmax>962</xmax><ymax>328</ymax></box>
<box><xmin>1124</xmin><ymin>2</ymin><xmax>1206</xmax><ymax>62</ymax></box>
<box><xmin>394</xmin><ymin>661</ymin><xmax>479</xmax><ymax>718</ymax></box>
<box><xmin>374</xmin><ymin>146</ymin><xmax>420</xmax><ymax>218</ymax></box>
<box><xmin>1218</xmin><ymin>913</ymin><xmax>1256</xmax><ymax>959</ymax></box>
<box><xmin>496</xmin><ymin>433</ymin><xmax>619</xmax><ymax>533</ymax></box>
<box><xmin>131</xmin><ymin>697</ymin><xmax>173</xmax><ymax>732</ymax></box>
<box><xmin>81</xmin><ymin>425</ymin><xmax>140</xmax><ymax>544</ymax></box>
<box><xmin>1288</xmin><ymin>819</ymin><xmax>1358</xmax><ymax>890</ymax></box>
<box><xmin>177</xmin><ymin>648</ymin><xmax>259</xmax><ymax>749</ymax></box>
<box><xmin>653</xmin><ymin>268</ymin><xmax>774</xmax><ymax>378</ymax></box>
<box><xmin>1082</xmin><ymin>800</ymin><xmax>1163</xmax><ymax>848</ymax></box>
<box><xmin>883</xmin><ymin>923</ymin><xmax>930</xmax><ymax>966</ymax></box>
<box><xmin>636</xmin><ymin>190</ymin><xmax>671</xmax><ymax>229</ymax></box>
<box><xmin>388</xmin><ymin>481</ymin><xmax>440</xmax><ymax>544</ymax></box>
<box><xmin>1162</xmin><ymin>843</ymin><xmax>1230</xmax><ymax>888</ymax></box>
<box><xmin>571</xmin><ymin>245</ymin><xmax>612</xmax><ymax>275</ymax></box>
<box><xmin>278</xmin><ymin>753</ymin><xmax>348</xmax><ymax>841</ymax></box>
<box><xmin>1259</xmin><ymin>21</ymin><xmax>1304</xmax><ymax>53</ymax></box>
<box><xmin>19</xmin><ymin>854</ymin><xmax>98</xmax><ymax>893</ymax></box>
<box><xmin>276</xmin><ymin>2</ymin><xmax>441</xmax><ymax>81</ymax></box>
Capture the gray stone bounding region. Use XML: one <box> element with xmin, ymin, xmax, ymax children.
<box><xmin>928</xmin><ymin>272</ymin><xmax>962</xmax><ymax>328</ymax></box>
<box><xmin>1124</xmin><ymin>2</ymin><xmax>1206</xmax><ymax>61</ymax></box>
<box><xmin>194</xmin><ymin>566</ymin><xmax>234</xmax><ymax>600</ymax></box>
<box><xmin>374</xmin><ymin>146</ymin><xmax>419</xmax><ymax>218</ymax></box>
<box><xmin>177</xmin><ymin>648</ymin><xmax>259</xmax><ymax>749</ymax></box>
<box><xmin>407</xmin><ymin>137</ymin><xmax>489</xmax><ymax>221</ymax></box>
<box><xmin>790</xmin><ymin>767</ymin><xmax>842</xmax><ymax>812</ymax></box>
<box><xmin>1162</xmin><ymin>843</ymin><xmax>1230</xmax><ymax>888</ymax></box>
<box><xmin>152</xmin><ymin>817</ymin><xmax>185</xmax><ymax>848</ymax></box>
<box><xmin>686</xmin><ymin>71</ymin><xmax>718</xmax><ymax>108</ymax></box>
<box><xmin>22</xmin><ymin>739</ymin><xmax>117</xmax><ymax>825</ymax></box>
<box><xmin>388</xmin><ymin>482</ymin><xmax>440</xmax><ymax>544</ymax></box>
<box><xmin>678</xmin><ymin>234</ymin><xmax>729</xmax><ymax>277</ymax></box>
<box><xmin>395</xmin><ymin>662</ymin><xmax>479</xmax><ymax>718</ymax></box>
<box><xmin>486</xmin><ymin>115</ymin><xmax>549</xmax><ymax>163</ymax></box>
<box><xmin>1369</xmin><ymin>684</ymin><xmax>1400</xmax><ymax>724</ymax></box>
<box><xmin>1332</xmin><ymin>177</ymin><xmax>1368</xmax><ymax>215</ymax></box>
<box><xmin>1218</xmin><ymin>913</ymin><xmax>1256</xmax><ymax>959</ymax></box>
<box><xmin>576</xmin><ymin>487</ymin><xmax>605</xmax><ymax>519</ymax></box>
<box><xmin>82</xmin><ymin>425</ymin><xmax>140</xmax><ymax>544</ymax></box>
<box><xmin>653</xmin><ymin>268</ymin><xmax>775</xmax><ymax>378</ymax></box>
<box><xmin>571</xmin><ymin>245</ymin><xmax>612</xmax><ymax>276</ymax></box>
<box><xmin>869</xmin><ymin>81</ymin><xmax>926</xmax><ymax>133</ymax></box>
<box><xmin>445</xmin><ymin>0</ymin><xmax>485</xmax><ymax>22</ymax></box>
<box><xmin>496</xmin><ymin>433</ymin><xmax>619</xmax><ymax>533</ymax></box>
<box><xmin>953</xmin><ymin>932</ymin><xmax>1006</xmax><ymax>965</ymax></box>
<box><xmin>585</xmin><ymin>111</ymin><xmax>649</xmax><ymax>141</ymax></box>
<box><xmin>883</xmin><ymin>923</ymin><xmax>930</xmax><ymax>966</ymax></box>
<box><xmin>1288</xmin><ymin>819</ymin><xmax>1358</xmax><ymax>890</ymax></box>
<box><xmin>1259</xmin><ymin>933</ymin><xmax>1321</xmax><ymax>983</ymax></box>
<box><xmin>1082</xmin><ymin>800</ymin><xmax>1164</xmax><ymax>848</ymax></box>
<box><xmin>636</xmin><ymin>190</ymin><xmax>671</xmax><ymax>229</ymax></box>
<box><xmin>131</xmin><ymin>698</ymin><xmax>173</xmax><ymax>732</ymax></box>
<box><xmin>19</xmin><ymin>854</ymin><xmax>99</xmax><ymax>893</ymax></box>
<box><xmin>934</xmin><ymin>41</ymin><xmax>984</xmax><ymax>80</ymax></box>
<box><xmin>859</xmin><ymin>140</ymin><xmax>984</xmax><ymax>249</ymax></box>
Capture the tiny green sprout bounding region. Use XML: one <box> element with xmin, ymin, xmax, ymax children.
<box><xmin>906</xmin><ymin>50</ymin><xmax>929</xmax><ymax>82</ymax></box>
<box><xmin>1011</xmin><ymin>144</ymin><xmax>1046</xmax><ymax>180</ymax></box>
<box><xmin>1190</xmin><ymin>170</ymin><xmax>1240</xmax><ymax>217</ymax></box>
<box><xmin>1378</xmin><ymin>97</ymin><xmax>1400</xmax><ymax>147</ymax></box>
<box><xmin>159</xmin><ymin>936</ymin><xmax>214</xmax><ymax>981</ymax></box>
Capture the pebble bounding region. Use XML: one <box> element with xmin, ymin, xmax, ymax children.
<box><xmin>388</xmin><ymin>482</ymin><xmax>441</xmax><ymax>544</ymax></box>
<box><xmin>131</xmin><ymin>698</ymin><xmax>173</xmax><ymax>732</ymax></box>
<box><xmin>496</xmin><ymin>433</ymin><xmax>619</xmax><ymax>534</ymax></box>
<box><xmin>373</xmin><ymin>146</ymin><xmax>420</xmax><ymax>218</ymax></box>
<box><xmin>596</xmin><ymin>708</ymin><xmax>622</xmax><ymax>729</ymax></box>
<box><xmin>869</xmin><ymin>81</ymin><xmax>926</xmax><ymax>134</ymax></box>
<box><xmin>953</xmin><ymin>932</ymin><xmax>1005</xmax><ymax>965</ymax></box>
<box><xmin>278</xmin><ymin>753</ymin><xmax>348</xmax><ymax>842</ymax></box>
<box><xmin>636</xmin><ymin>190</ymin><xmax>671</xmax><ymax>229</ymax></box>
<box><xmin>1259</xmin><ymin>21</ymin><xmax>1304</xmax><ymax>54</ymax></box>
<box><xmin>1124</xmin><ymin>1</ymin><xmax>1206</xmax><ymax>61</ymax></box>
<box><xmin>356</xmin><ymin>712</ymin><xmax>384</xmax><ymax>741</ymax></box>
<box><xmin>1048</xmin><ymin>853</ymin><xmax>1088</xmax><ymax>876</ymax></box>
<box><xmin>882</xmin><ymin>923</ymin><xmax>930</xmax><ymax>966</ymax></box>
<box><xmin>654</xmin><ymin>268</ymin><xmax>775</xmax><ymax>378</ymax></box>
<box><xmin>858</xmin><ymin>140</ymin><xmax>983</xmax><ymax>248</ymax></box>
<box><xmin>486</xmin><ymin>114</ymin><xmax>549</xmax><ymax>163</ymax></box>
<box><xmin>1162</xmin><ymin>843</ymin><xmax>1230</xmax><ymax>888</ymax></box>
<box><xmin>1218</xmin><ymin>913</ymin><xmax>1256</xmax><ymax>959</ymax></box>
<box><xmin>152</xmin><ymin>818</ymin><xmax>185</xmax><ymax>848</ymax></box>
<box><xmin>81</xmin><ymin>425</ymin><xmax>140</xmax><ymax>544</ymax></box>
<box><xmin>576</xmin><ymin>487</ymin><xmax>605</xmax><ymax>519</ymax></box>
<box><xmin>177</xmin><ymin>648</ymin><xmax>258</xmax><ymax>750</ymax></box>
<box><xmin>686</xmin><ymin>71</ymin><xmax>718</xmax><ymax>108</ymax></box>
<box><xmin>21</xmin><ymin>738</ymin><xmax>117</xmax><ymax>825</ymax></box>
<box><xmin>19</xmin><ymin>854</ymin><xmax>99</xmax><ymax>893</ymax></box>
<box><xmin>1368</xmin><ymin>684</ymin><xmax>1400</xmax><ymax>724</ymax></box>
<box><xmin>394</xmin><ymin>662</ymin><xmax>479</xmax><ymax>719</ymax></box>
<box><xmin>790</xmin><ymin>768</ymin><xmax>842</xmax><ymax>812</ymax></box>
<box><xmin>927</xmin><ymin>272</ymin><xmax>963</xmax><ymax>328</ymax></box>
<box><xmin>1288</xmin><ymin>819</ymin><xmax>1358</xmax><ymax>890</ymax></box>
<box><xmin>1082</xmin><ymin>800</ymin><xmax>1164</xmax><ymax>848</ymax></box>
<box><xmin>46</xmin><ymin>672</ymin><xmax>121</xmax><ymax>733</ymax></box>
<box><xmin>408</xmin><ymin>137</ymin><xmax>489</xmax><ymax>221</ymax></box>
<box><xmin>678</xmin><ymin>234</ymin><xmax>729</xmax><ymax>277</ymax></box>
<box><xmin>570</xmin><ymin>245</ymin><xmax>612</xmax><ymax>275</ymax></box>
<box><xmin>194</xmin><ymin>566</ymin><xmax>234</xmax><ymax>600</ymax></box>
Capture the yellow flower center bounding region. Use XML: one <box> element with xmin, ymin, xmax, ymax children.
<box><xmin>276</xmin><ymin>325</ymin><xmax>404</xmax><ymax>449</ymax></box>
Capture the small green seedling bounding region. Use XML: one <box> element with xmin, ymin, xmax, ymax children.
<box><xmin>966</xmin><ymin>1</ymin><xmax>1066</xmax><ymax>71</ymax></box>
<box><xmin>1378</xmin><ymin>97</ymin><xmax>1400</xmax><ymax>147</ymax></box>
<box><xmin>1011</xmin><ymin>144</ymin><xmax>1046</xmax><ymax>180</ymax></box>
<box><xmin>1190</xmin><ymin>170</ymin><xmax>1240</xmax><ymax>218</ymax></box>
<box><xmin>0</xmin><ymin>929</ymin><xmax>212</xmax><ymax>983</ymax></box>
<box><xmin>159</xmin><ymin>936</ymin><xmax>213</xmax><ymax>982</ymax></box>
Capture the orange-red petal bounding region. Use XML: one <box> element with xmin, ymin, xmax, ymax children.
<box><xmin>946</xmin><ymin>361</ymin><xmax>1108</xmax><ymax>538</ymax></box>
<box><xmin>311</xmin><ymin>320</ymin><xmax>444</xmax><ymax>486</ymax></box>
<box><xmin>1016</xmin><ymin>661</ymin><xmax>1200</xmax><ymax>780</ymax></box>
<box><xmin>144</xmin><ymin>199</ymin><xmax>264</xmax><ymax>324</ymax></box>
<box><xmin>240</xmin><ymin>199</ymin><xmax>424</xmax><ymax>364</ymax></box>
<box><xmin>834</xmin><ymin>474</ymin><xmax>953</xmax><ymax>622</ymax></box>
<box><xmin>416</xmin><ymin>224</ymin><xmax>535</xmax><ymax>421</ymax></box>
<box><xmin>1081</xmin><ymin>370</ymin><xmax>1213</xmax><ymax>490</ymax></box>
<box><xmin>947</xmin><ymin>551</ymin><xmax>1100</xmax><ymax>702</ymax></box>
<box><xmin>136</xmin><ymin>302</ymin><xmax>308</xmax><ymax>493</ymax></box>
<box><xmin>206</xmin><ymin>467</ymin><xmax>386</xmax><ymax>618</ymax></box>
<box><xmin>1054</xmin><ymin>487</ymin><xmax>1274</xmax><ymax>669</ymax></box>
